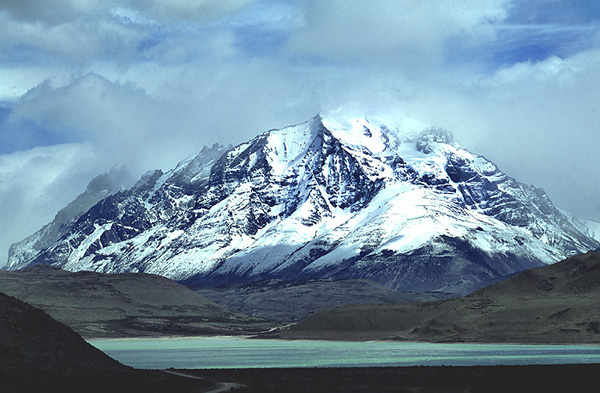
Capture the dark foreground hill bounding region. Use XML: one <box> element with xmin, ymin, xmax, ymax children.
<box><xmin>0</xmin><ymin>292</ymin><xmax>211</xmax><ymax>393</ymax></box>
<box><xmin>0</xmin><ymin>265</ymin><xmax>275</xmax><ymax>338</ymax></box>
<box><xmin>282</xmin><ymin>251</ymin><xmax>600</xmax><ymax>343</ymax></box>
<box><xmin>0</xmin><ymin>292</ymin><xmax>123</xmax><ymax>374</ymax></box>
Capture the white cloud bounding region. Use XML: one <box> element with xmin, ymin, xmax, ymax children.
<box><xmin>288</xmin><ymin>0</ymin><xmax>508</xmax><ymax>67</ymax></box>
<box><xmin>0</xmin><ymin>9</ymin><xmax>148</xmax><ymax>70</ymax></box>
<box><xmin>10</xmin><ymin>73</ymin><xmax>201</xmax><ymax>175</ymax></box>
<box><xmin>123</xmin><ymin>0</ymin><xmax>255</xmax><ymax>23</ymax></box>
<box><xmin>6</xmin><ymin>63</ymin><xmax>316</xmax><ymax>175</ymax></box>
<box><xmin>0</xmin><ymin>0</ymin><xmax>253</xmax><ymax>74</ymax></box>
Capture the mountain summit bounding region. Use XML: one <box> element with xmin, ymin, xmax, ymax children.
<box><xmin>7</xmin><ymin>115</ymin><xmax>599</xmax><ymax>294</ymax></box>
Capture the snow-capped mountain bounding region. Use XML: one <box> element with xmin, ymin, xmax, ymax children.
<box><xmin>6</xmin><ymin>115</ymin><xmax>599</xmax><ymax>294</ymax></box>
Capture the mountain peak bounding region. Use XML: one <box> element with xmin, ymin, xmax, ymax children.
<box><xmin>86</xmin><ymin>165</ymin><xmax>134</xmax><ymax>194</ymax></box>
<box><xmin>416</xmin><ymin>127</ymin><xmax>455</xmax><ymax>154</ymax></box>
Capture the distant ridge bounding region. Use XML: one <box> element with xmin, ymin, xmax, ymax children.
<box><xmin>283</xmin><ymin>251</ymin><xmax>600</xmax><ymax>343</ymax></box>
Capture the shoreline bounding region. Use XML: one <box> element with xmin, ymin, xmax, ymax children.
<box><xmin>87</xmin><ymin>334</ymin><xmax>256</xmax><ymax>343</ymax></box>
<box><xmin>86</xmin><ymin>334</ymin><xmax>600</xmax><ymax>347</ymax></box>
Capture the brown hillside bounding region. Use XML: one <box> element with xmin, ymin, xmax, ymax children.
<box><xmin>284</xmin><ymin>252</ymin><xmax>600</xmax><ymax>343</ymax></box>
<box><xmin>0</xmin><ymin>265</ymin><xmax>274</xmax><ymax>338</ymax></box>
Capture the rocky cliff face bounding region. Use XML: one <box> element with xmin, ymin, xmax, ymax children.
<box><xmin>6</xmin><ymin>115</ymin><xmax>599</xmax><ymax>294</ymax></box>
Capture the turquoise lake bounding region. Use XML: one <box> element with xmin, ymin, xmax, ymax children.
<box><xmin>89</xmin><ymin>337</ymin><xmax>600</xmax><ymax>369</ymax></box>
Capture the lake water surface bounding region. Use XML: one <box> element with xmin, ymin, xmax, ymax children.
<box><xmin>89</xmin><ymin>337</ymin><xmax>600</xmax><ymax>369</ymax></box>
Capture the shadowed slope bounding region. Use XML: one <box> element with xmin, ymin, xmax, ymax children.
<box><xmin>0</xmin><ymin>292</ymin><xmax>123</xmax><ymax>374</ymax></box>
<box><xmin>0</xmin><ymin>292</ymin><xmax>214</xmax><ymax>393</ymax></box>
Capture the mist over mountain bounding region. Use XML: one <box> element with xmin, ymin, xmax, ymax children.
<box><xmin>7</xmin><ymin>166</ymin><xmax>134</xmax><ymax>267</ymax></box>
<box><xmin>6</xmin><ymin>115</ymin><xmax>599</xmax><ymax>295</ymax></box>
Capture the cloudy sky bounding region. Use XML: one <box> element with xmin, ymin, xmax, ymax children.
<box><xmin>1</xmin><ymin>0</ymin><xmax>599</xmax><ymax>264</ymax></box>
